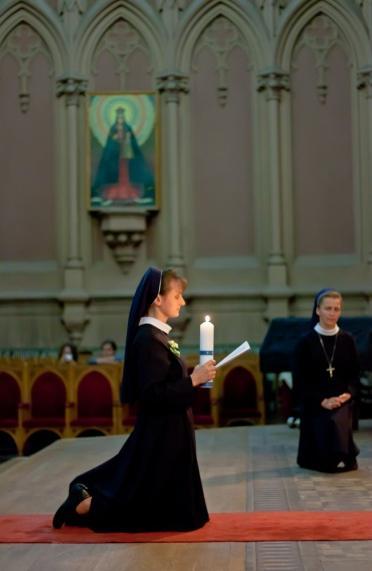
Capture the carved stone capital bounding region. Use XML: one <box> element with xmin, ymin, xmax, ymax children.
<box><xmin>58</xmin><ymin>0</ymin><xmax>86</xmax><ymax>39</ymax></box>
<box><xmin>156</xmin><ymin>0</ymin><xmax>185</xmax><ymax>11</ymax></box>
<box><xmin>59</xmin><ymin>293</ymin><xmax>90</xmax><ymax>346</ymax></box>
<box><xmin>58</xmin><ymin>0</ymin><xmax>86</xmax><ymax>15</ymax></box>
<box><xmin>98</xmin><ymin>210</ymin><xmax>149</xmax><ymax>273</ymax></box>
<box><xmin>258</xmin><ymin>1</ymin><xmax>290</xmax><ymax>10</ymax></box>
<box><xmin>157</xmin><ymin>72</ymin><xmax>189</xmax><ymax>103</ymax></box>
<box><xmin>257</xmin><ymin>68</ymin><xmax>290</xmax><ymax>101</ymax></box>
<box><xmin>19</xmin><ymin>93</ymin><xmax>31</xmax><ymax>114</ymax></box>
<box><xmin>56</xmin><ymin>75</ymin><xmax>88</xmax><ymax>106</ymax></box>
<box><xmin>357</xmin><ymin>67</ymin><xmax>372</xmax><ymax>98</ymax></box>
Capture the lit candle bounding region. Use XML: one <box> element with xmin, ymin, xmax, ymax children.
<box><xmin>200</xmin><ymin>315</ymin><xmax>214</xmax><ymax>387</ymax></box>
<box><xmin>200</xmin><ymin>315</ymin><xmax>214</xmax><ymax>364</ymax></box>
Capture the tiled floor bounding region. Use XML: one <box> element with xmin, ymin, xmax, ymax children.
<box><xmin>1</xmin><ymin>421</ymin><xmax>372</xmax><ymax>570</ymax></box>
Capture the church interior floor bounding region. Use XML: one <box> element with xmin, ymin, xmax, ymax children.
<box><xmin>1</xmin><ymin>421</ymin><xmax>372</xmax><ymax>571</ymax></box>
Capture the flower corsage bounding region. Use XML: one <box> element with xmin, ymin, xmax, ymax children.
<box><xmin>168</xmin><ymin>340</ymin><xmax>181</xmax><ymax>358</ymax></box>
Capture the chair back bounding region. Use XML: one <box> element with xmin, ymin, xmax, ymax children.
<box><xmin>0</xmin><ymin>372</ymin><xmax>21</xmax><ymax>425</ymax></box>
<box><xmin>76</xmin><ymin>371</ymin><xmax>113</xmax><ymax>421</ymax></box>
<box><xmin>31</xmin><ymin>372</ymin><xmax>66</xmax><ymax>420</ymax></box>
<box><xmin>223</xmin><ymin>366</ymin><xmax>257</xmax><ymax>408</ymax></box>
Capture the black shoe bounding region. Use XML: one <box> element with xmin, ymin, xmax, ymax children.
<box><xmin>335</xmin><ymin>460</ymin><xmax>358</xmax><ymax>473</ymax></box>
<box><xmin>52</xmin><ymin>483</ymin><xmax>90</xmax><ymax>529</ymax></box>
<box><xmin>341</xmin><ymin>460</ymin><xmax>358</xmax><ymax>472</ymax></box>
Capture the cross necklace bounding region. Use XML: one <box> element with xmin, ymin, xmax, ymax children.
<box><xmin>317</xmin><ymin>333</ymin><xmax>338</xmax><ymax>378</ymax></box>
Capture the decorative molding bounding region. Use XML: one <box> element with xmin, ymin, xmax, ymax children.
<box><xmin>60</xmin><ymin>297</ymin><xmax>90</xmax><ymax>346</ymax></box>
<box><xmin>156</xmin><ymin>0</ymin><xmax>185</xmax><ymax>30</ymax></box>
<box><xmin>58</xmin><ymin>0</ymin><xmax>86</xmax><ymax>15</ymax></box>
<box><xmin>293</xmin><ymin>14</ymin><xmax>341</xmax><ymax>105</ymax></box>
<box><xmin>0</xmin><ymin>24</ymin><xmax>53</xmax><ymax>113</ymax></box>
<box><xmin>357</xmin><ymin>66</ymin><xmax>372</xmax><ymax>98</ymax></box>
<box><xmin>91</xmin><ymin>20</ymin><xmax>152</xmax><ymax>90</ymax></box>
<box><xmin>157</xmin><ymin>71</ymin><xmax>189</xmax><ymax>103</ymax></box>
<box><xmin>98</xmin><ymin>210</ymin><xmax>150</xmax><ymax>273</ymax></box>
<box><xmin>257</xmin><ymin>67</ymin><xmax>290</xmax><ymax>101</ymax></box>
<box><xmin>156</xmin><ymin>0</ymin><xmax>185</xmax><ymax>11</ymax></box>
<box><xmin>58</xmin><ymin>0</ymin><xmax>86</xmax><ymax>39</ymax></box>
<box><xmin>192</xmin><ymin>16</ymin><xmax>250</xmax><ymax>107</ymax></box>
<box><xmin>257</xmin><ymin>0</ymin><xmax>290</xmax><ymax>36</ymax></box>
<box><xmin>56</xmin><ymin>75</ymin><xmax>88</xmax><ymax>106</ymax></box>
<box><xmin>257</xmin><ymin>0</ymin><xmax>289</xmax><ymax>8</ymax></box>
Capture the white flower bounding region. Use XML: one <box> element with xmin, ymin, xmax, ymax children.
<box><xmin>168</xmin><ymin>340</ymin><xmax>181</xmax><ymax>357</ymax></box>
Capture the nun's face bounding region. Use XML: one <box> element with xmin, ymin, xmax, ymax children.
<box><xmin>156</xmin><ymin>279</ymin><xmax>186</xmax><ymax>321</ymax></box>
<box><xmin>316</xmin><ymin>296</ymin><xmax>341</xmax><ymax>329</ymax></box>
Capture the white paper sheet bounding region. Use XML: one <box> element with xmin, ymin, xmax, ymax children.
<box><xmin>215</xmin><ymin>341</ymin><xmax>251</xmax><ymax>369</ymax></box>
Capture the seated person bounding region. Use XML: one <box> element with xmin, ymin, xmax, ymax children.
<box><xmin>58</xmin><ymin>343</ymin><xmax>79</xmax><ymax>363</ymax></box>
<box><xmin>89</xmin><ymin>339</ymin><xmax>121</xmax><ymax>364</ymax></box>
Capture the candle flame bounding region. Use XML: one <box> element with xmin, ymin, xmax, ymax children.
<box><xmin>205</xmin><ymin>315</ymin><xmax>210</xmax><ymax>322</ymax></box>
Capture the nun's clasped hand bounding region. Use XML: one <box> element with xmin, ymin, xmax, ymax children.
<box><xmin>190</xmin><ymin>359</ymin><xmax>217</xmax><ymax>387</ymax></box>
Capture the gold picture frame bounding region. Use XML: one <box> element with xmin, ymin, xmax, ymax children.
<box><xmin>87</xmin><ymin>92</ymin><xmax>159</xmax><ymax>210</ymax></box>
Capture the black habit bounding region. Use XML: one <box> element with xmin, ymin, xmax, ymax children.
<box><xmin>294</xmin><ymin>329</ymin><xmax>359</xmax><ymax>472</ymax></box>
<box><xmin>68</xmin><ymin>324</ymin><xmax>209</xmax><ymax>532</ymax></box>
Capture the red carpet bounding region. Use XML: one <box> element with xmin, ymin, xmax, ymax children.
<box><xmin>1</xmin><ymin>512</ymin><xmax>372</xmax><ymax>543</ymax></box>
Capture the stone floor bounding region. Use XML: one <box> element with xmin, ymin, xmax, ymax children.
<box><xmin>1</xmin><ymin>421</ymin><xmax>372</xmax><ymax>570</ymax></box>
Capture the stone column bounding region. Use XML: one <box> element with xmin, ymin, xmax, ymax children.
<box><xmin>357</xmin><ymin>67</ymin><xmax>372</xmax><ymax>311</ymax></box>
<box><xmin>258</xmin><ymin>68</ymin><xmax>290</xmax><ymax>316</ymax></box>
<box><xmin>56</xmin><ymin>76</ymin><xmax>90</xmax><ymax>344</ymax></box>
<box><xmin>157</xmin><ymin>72</ymin><xmax>189</xmax><ymax>270</ymax></box>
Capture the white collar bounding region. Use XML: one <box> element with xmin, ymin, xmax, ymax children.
<box><xmin>314</xmin><ymin>323</ymin><xmax>339</xmax><ymax>336</ymax></box>
<box><xmin>139</xmin><ymin>316</ymin><xmax>172</xmax><ymax>334</ymax></box>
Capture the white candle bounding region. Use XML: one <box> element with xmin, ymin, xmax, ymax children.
<box><xmin>200</xmin><ymin>315</ymin><xmax>214</xmax><ymax>365</ymax></box>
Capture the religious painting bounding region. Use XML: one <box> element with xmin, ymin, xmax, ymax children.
<box><xmin>87</xmin><ymin>93</ymin><xmax>158</xmax><ymax>209</ymax></box>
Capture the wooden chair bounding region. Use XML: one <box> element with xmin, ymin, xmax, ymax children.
<box><xmin>0</xmin><ymin>371</ymin><xmax>21</xmax><ymax>429</ymax></box>
<box><xmin>71</xmin><ymin>369</ymin><xmax>115</xmax><ymax>435</ymax></box>
<box><xmin>23</xmin><ymin>370</ymin><xmax>67</xmax><ymax>433</ymax></box>
<box><xmin>0</xmin><ymin>370</ymin><xmax>22</xmax><ymax>455</ymax></box>
<box><xmin>218</xmin><ymin>360</ymin><xmax>265</xmax><ymax>426</ymax></box>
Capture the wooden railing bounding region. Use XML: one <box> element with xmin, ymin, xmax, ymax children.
<box><xmin>0</xmin><ymin>353</ymin><xmax>264</xmax><ymax>455</ymax></box>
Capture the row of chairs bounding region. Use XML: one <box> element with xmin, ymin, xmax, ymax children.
<box><xmin>0</xmin><ymin>354</ymin><xmax>264</xmax><ymax>455</ymax></box>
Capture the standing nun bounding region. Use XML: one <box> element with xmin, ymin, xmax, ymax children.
<box><xmin>53</xmin><ymin>267</ymin><xmax>216</xmax><ymax>531</ymax></box>
<box><xmin>294</xmin><ymin>288</ymin><xmax>360</xmax><ymax>472</ymax></box>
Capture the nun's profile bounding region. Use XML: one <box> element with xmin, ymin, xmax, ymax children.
<box><xmin>53</xmin><ymin>267</ymin><xmax>216</xmax><ymax>532</ymax></box>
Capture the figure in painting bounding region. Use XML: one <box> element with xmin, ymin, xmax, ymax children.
<box><xmin>92</xmin><ymin>107</ymin><xmax>154</xmax><ymax>205</ymax></box>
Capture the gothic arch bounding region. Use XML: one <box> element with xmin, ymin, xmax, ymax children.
<box><xmin>276</xmin><ymin>0</ymin><xmax>371</xmax><ymax>71</ymax></box>
<box><xmin>0</xmin><ymin>0</ymin><xmax>66</xmax><ymax>74</ymax></box>
<box><xmin>77</xmin><ymin>0</ymin><xmax>165</xmax><ymax>76</ymax></box>
<box><xmin>176</xmin><ymin>0</ymin><xmax>270</xmax><ymax>72</ymax></box>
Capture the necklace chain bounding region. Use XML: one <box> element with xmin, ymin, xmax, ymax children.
<box><xmin>317</xmin><ymin>333</ymin><xmax>338</xmax><ymax>378</ymax></box>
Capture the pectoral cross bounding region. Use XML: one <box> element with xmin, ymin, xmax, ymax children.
<box><xmin>326</xmin><ymin>365</ymin><xmax>335</xmax><ymax>378</ymax></box>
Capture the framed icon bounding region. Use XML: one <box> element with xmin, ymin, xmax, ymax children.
<box><xmin>87</xmin><ymin>93</ymin><xmax>158</xmax><ymax>209</ymax></box>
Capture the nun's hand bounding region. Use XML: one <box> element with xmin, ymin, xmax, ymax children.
<box><xmin>191</xmin><ymin>360</ymin><xmax>217</xmax><ymax>387</ymax></box>
<box><xmin>321</xmin><ymin>397</ymin><xmax>341</xmax><ymax>410</ymax></box>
